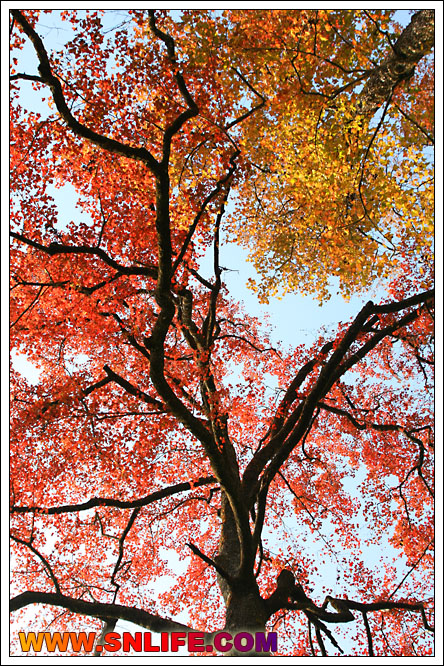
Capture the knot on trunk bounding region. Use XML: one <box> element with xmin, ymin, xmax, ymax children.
<box><xmin>265</xmin><ymin>569</ymin><xmax>312</xmax><ymax>617</ymax></box>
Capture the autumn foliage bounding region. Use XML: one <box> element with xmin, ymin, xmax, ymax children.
<box><xmin>10</xmin><ymin>9</ymin><xmax>434</xmax><ymax>656</ymax></box>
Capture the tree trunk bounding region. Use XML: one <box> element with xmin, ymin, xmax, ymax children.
<box><xmin>215</xmin><ymin>492</ymin><xmax>270</xmax><ymax>655</ymax></box>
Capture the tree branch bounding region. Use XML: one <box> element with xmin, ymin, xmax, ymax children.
<box><xmin>11</xmin><ymin>476</ymin><xmax>217</xmax><ymax>515</ymax></box>
<box><xmin>10</xmin><ymin>591</ymin><xmax>203</xmax><ymax>636</ymax></box>
<box><xmin>10</xmin><ymin>72</ymin><xmax>44</xmax><ymax>83</ymax></box>
<box><xmin>103</xmin><ymin>365</ymin><xmax>164</xmax><ymax>409</ymax></box>
<box><xmin>147</xmin><ymin>10</ymin><xmax>198</xmax><ymax>165</ymax></box>
<box><xmin>110</xmin><ymin>508</ymin><xmax>141</xmax><ymax>593</ymax></box>
<box><xmin>11</xmin><ymin>10</ymin><xmax>160</xmax><ymax>173</ymax></box>
<box><xmin>10</xmin><ymin>232</ymin><xmax>157</xmax><ymax>279</ymax></box>
<box><xmin>11</xmin><ymin>534</ymin><xmax>61</xmax><ymax>594</ymax></box>
<box><xmin>362</xmin><ymin>611</ymin><xmax>374</xmax><ymax>656</ymax></box>
<box><xmin>187</xmin><ymin>543</ymin><xmax>234</xmax><ymax>583</ymax></box>
<box><xmin>358</xmin><ymin>10</ymin><xmax>434</xmax><ymax>115</ymax></box>
<box><xmin>172</xmin><ymin>150</ymin><xmax>240</xmax><ymax>278</ymax></box>
<box><xmin>243</xmin><ymin>289</ymin><xmax>434</xmax><ymax>515</ymax></box>
<box><xmin>321</xmin><ymin>595</ymin><xmax>434</xmax><ymax>632</ymax></box>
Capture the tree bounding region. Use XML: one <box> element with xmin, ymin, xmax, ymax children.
<box><xmin>10</xmin><ymin>9</ymin><xmax>434</xmax><ymax>656</ymax></box>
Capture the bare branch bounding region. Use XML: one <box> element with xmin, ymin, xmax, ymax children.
<box><xmin>388</xmin><ymin>541</ymin><xmax>434</xmax><ymax>602</ymax></box>
<box><xmin>362</xmin><ymin>611</ymin><xmax>374</xmax><ymax>656</ymax></box>
<box><xmin>11</xmin><ymin>476</ymin><xmax>217</xmax><ymax>515</ymax></box>
<box><xmin>10</xmin><ymin>591</ymin><xmax>204</xmax><ymax>636</ymax></box>
<box><xmin>187</xmin><ymin>543</ymin><xmax>234</xmax><ymax>583</ymax></box>
<box><xmin>110</xmin><ymin>508</ymin><xmax>141</xmax><ymax>593</ymax></box>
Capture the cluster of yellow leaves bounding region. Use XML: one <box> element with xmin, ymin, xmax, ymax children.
<box><xmin>141</xmin><ymin>9</ymin><xmax>434</xmax><ymax>302</ymax></box>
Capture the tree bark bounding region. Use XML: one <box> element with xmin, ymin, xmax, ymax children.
<box><xmin>358</xmin><ymin>10</ymin><xmax>434</xmax><ymax>115</ymax></box>
<box><xmin>214</xmin><ymin>493</ymin><xmax>269</xmax><ymax>655</ymax></box>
